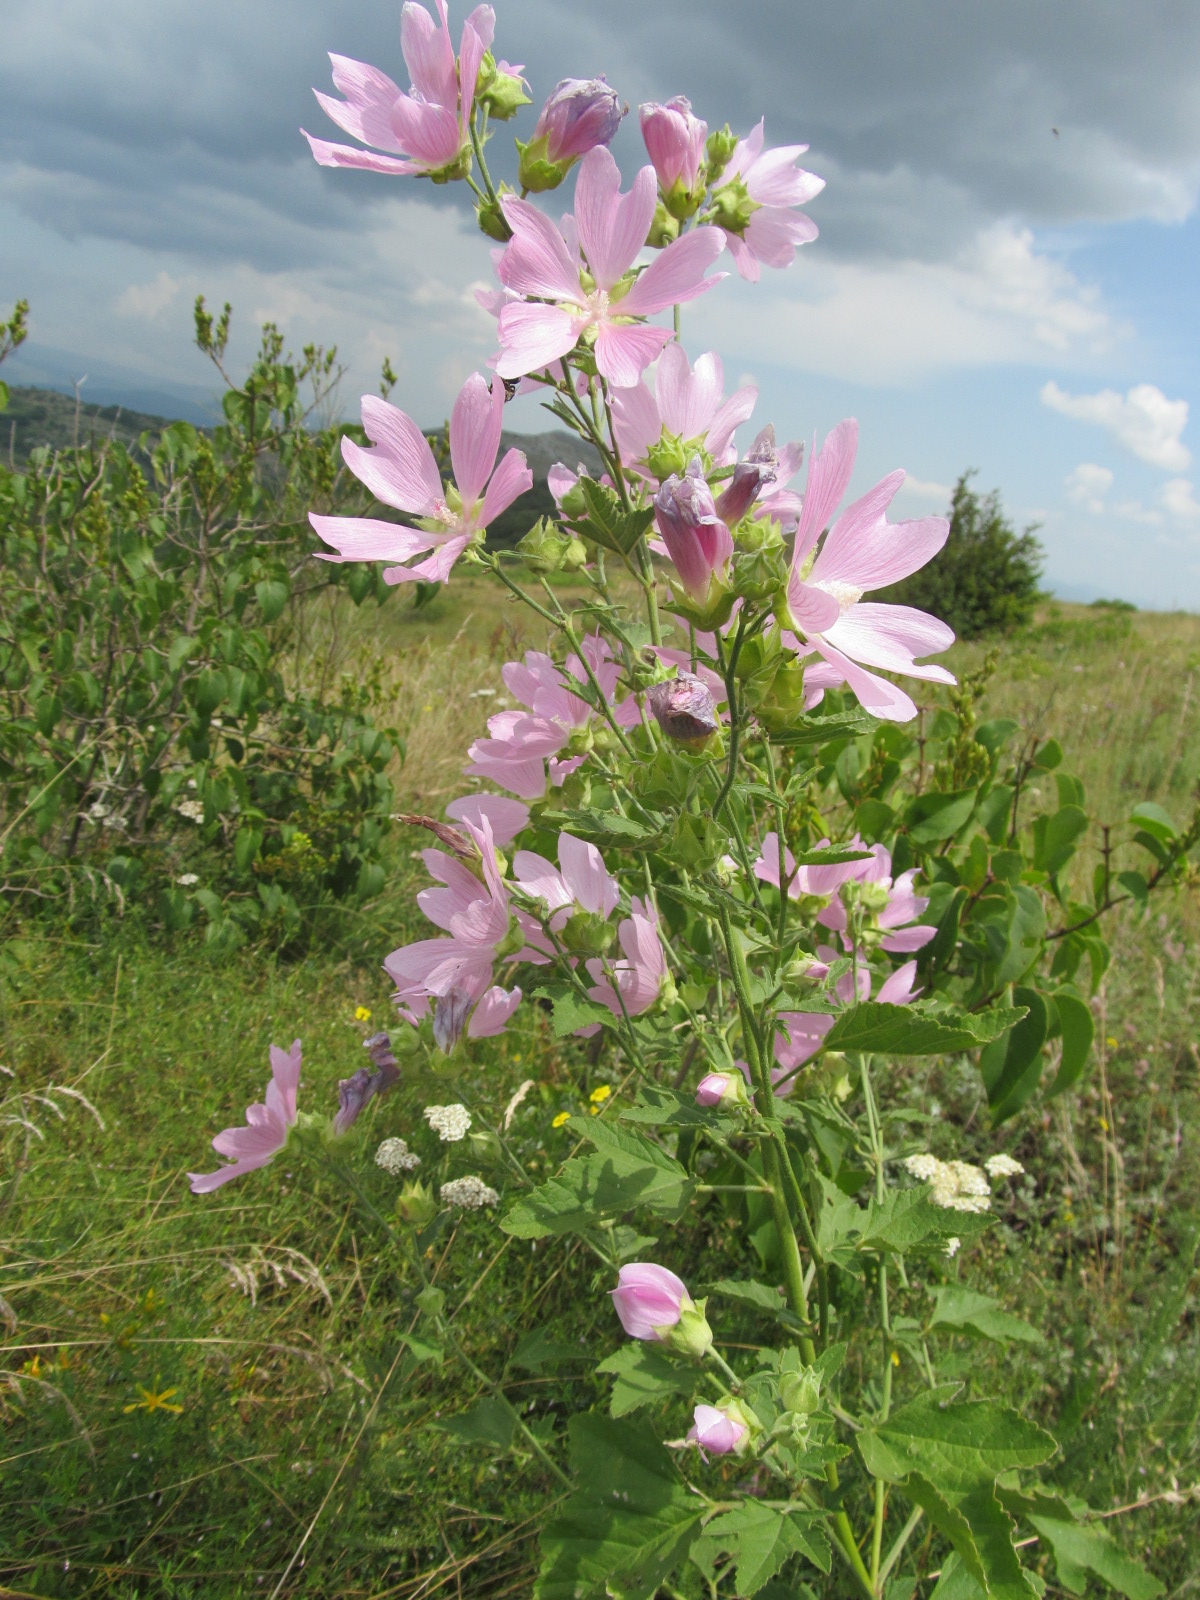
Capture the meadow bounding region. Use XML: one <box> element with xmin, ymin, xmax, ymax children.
<box><xmin>2</xmin><ymin>589</ymin><xmax>1199</xmax><ymax>1600</ymax></box>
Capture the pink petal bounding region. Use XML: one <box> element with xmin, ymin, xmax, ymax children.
<box><xmin>610</xmin><ymin>380</ymin><xmax>661</xmax><ymax>462</ymax></box>
<box><xmin>446</xmin><ymin>794</ymin><xmax>530</xmax><ymax>847</ymax></box>
<box><xmin>358</xmin><ymin>394</ymin><xmax>443</xmax><ymax>508</ymax></box>
<box><xmin>822</xmin><ymin>604</ymin><xmax>956</xmax><ymax>681</ymax></box>
<box><xmin>656</xmin><ymin>345</ymin><xmax>720</xmax><ymax>440</ymax></box>
<box><xmin>189</xmin><ymin>1151</ymin><xmax>278</xmax><ymax>1193</ymax></box>
<box><xmin>456</xmin><ymin>10</ymin><xmax>492</xmax><ymax>123</ymax></box>
<box><xmin>213</xmin><ymin>1117</ymin><xmax>287</xmax><ymax>1162</ymax></box>
<box><xmin>878</xmin><ymin>961</ymin><xmax>921</xmax><ymax>1005</ymax></box>
<box><xmin>793</xmin><ymin>419</ymin><xmax>858</xmax><ymax>567</ymax></box>
<box><xmin>498</xmin><ymin>199</ymin><xmax>581</xmax><ymax>300</ymax></box>
<box><xmin>620</xmin><ymin>228</ymin><xmax>727</xmax><ymax>315</ymax></box>
<box><xmin>723</xmin><ymin>228</ymin><xmax>761</xmax><ymax>283</ymax></box>
<box><xmin>479</xmin><ymin>447</ymin><xmax>534</xmax><ymax>529</ymax></box>
<box><xmin>464</xmin><ymin>747</ymin><xmax>548</xmax><ymax>799</ymax></box>
<box><xmin>706</xmin><ymin>384</ymin><xmax>758</xmax><ymax>460</ymax></box>
<box><xmin>450</xmin><ymin>373</ymin><xmax>503</xmax><ymax>509</ymax></box>
<box><xmin>468</xmin><ymin>984</ymin><xmax>522</xmax><ymax>1038</ymax></box>
<box><xmin>809</xmin><ymin>637</ymin><xmax>919</xmax><ymax>722</ymax></box>
<box><xmin>743</xmin><ymin>206</ymin><xmax>818</xmax><ymax>269</ymax></box>
<box><xmin>310</xmin><ymin>514</ymin><xmax>437</xmax><ymax>564</ymax></box>
<box><xmin>381</xmin><ymin>536</ymin><xmax>470</xmax><ymax>585</ymax></box>
<box><xmin>401</xmin><ymin>0</ymin><xmax>457</xmax><ymax>107</ymax></box>
<box><xmin>268</xmin><ymin>1040</ymin><xmax>302</xmax><ymax>1125</ymax></box>
<box><xmin>558</xmin><ymin>833</ymin><xmax>618</xmax><ymax>917</ymax></box>
<box><xmin>496</xmin><ymin>301</ymin><xmax>581</xmax><ymax>380</ymax></box>
<box><xmin>316</xmin><ymin>66</ymin><xmax>404</xmax><ymax>153</ymax></box>
<box><xmin>574</xmin><ymin>150</ymin><xmax>657</xmax><ymax>291</ymax></box>
<box><xmin>595</xmin><ymin>322</ymin><xmax>674</xmax><ymax>388</ymax></box>
<box><xmin>514</xmin><ymin>849</ymin><xmax>572</xmax><ymax>911</ymax></box>
<box><xmin>745</xmin><ymin>145</ymin><xmax>824</xmax><ymax>207</ymax></box>
<box><xmin>388</xmin><ymin>95</ymin><xmax>463</xmax><ymax>169</ymax></box>
<box><xmin>880</xmin><ymin>925</ymin><xmax>937</xmax><ymax>953</ymax></box>
<box><xmin>784</xmin><ymin>579</ymin><xmax>842</xmax><ymax>635</ymax></box>
<box><xmin>302</xmin><ymin>131</ymin><xmax>416</xmax><ymax>174</ymax></box>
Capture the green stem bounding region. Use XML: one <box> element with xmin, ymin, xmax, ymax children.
<box><xmin>877</xmin><ymin>1506</ymin><xmax>923</xmax><ymax>1588</ymax></box>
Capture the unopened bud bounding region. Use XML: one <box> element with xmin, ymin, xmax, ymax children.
<box><xmin>648</xmin><ymin>672</ymin><xmax>720</xmax><ymax>743</ymax></box>
<box><xmin>516</xmin><ymin>517</ymin><xmax>586</xmax><ymax>573</ymax></box>
<box><xmin>780</xmin><ymin>1365</ymin><xmax>822</xmax><ymax>1417</ymax></box>
<box><xmin>519</xmin><ymin>78</ymin><xmax>625</xmax><ymax>191</ymax></box>
<box><xmin>476</xmin><ymin>194</ymin><xmax>513</xmax><ymax>242</ymax></box>
<box><xmin>654</xmin><ymin>458</ymin><xmax>732</xmax><ymax>603</ymax></box>
<box><xmin>695</xmin><ymin>1071</ymin><xmax>751</xmax><ymax>1110</ymax></box>
<box><xmin>704</xmin><ymin>124</ymin><xmax>738</xmax><ymax>182</ymax></box>
<box><xmin>476</xmin><ymin>54</ymin><xmax>531</xmax><ymax>121</ymax></box>
<box><xmin>395</xmin><ymin>1179</ymin><xmax>438</xmax><ymax>1227</ymax></box>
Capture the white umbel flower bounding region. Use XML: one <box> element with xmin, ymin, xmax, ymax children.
<box><xmin>903</xmin><ymin>1153</ymin><xmax>943</xmax><ymax>1182</ymax></box>
<box><xmin>375</xmin><ymin>1137</ymin><xmax>420</xmax><ymax>1175</ymax></box>
<box><xmin>176</xmin><ymin>799</ymin><xmax>205</xmax><ymax>823</ymax></box>
<box><xmin>985</xmin><ymin>1153</ymin><xmax>1025</xmax><ymax>1179</ymax></box>
<box><xmin>440</xmin><ymin>1175</ymin><xmax>499</xmax><ymax>1209</ymax></box>
<box><xmin>944</xmin><ymin>1237</ymin><xmax>962</xmax><ymax>1258</ymax></box>
<box><xmin>424</xmin><ymin>1103</ymin><xmax>472</xmax><ymax>1142</ymax></box>
<box><xmin>905</xmin><ymin>1152</ymin><xmax>992</xmax><ymax>1213</ymax></box>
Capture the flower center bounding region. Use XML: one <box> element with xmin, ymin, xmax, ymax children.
<box><xmin>818</xmin><ymin>579</ymin><xmax>863</xmax><ymax>615</ymax></box>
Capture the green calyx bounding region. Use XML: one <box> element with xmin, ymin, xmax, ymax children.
<box><xmin>708</xmin><ymin>175</ymin><xmax>759</xmax><ymax>236</ymax></box>
<box><xmin>705</xmin><ymin>124</ymin><xmax>738</xmax><ymax>182</ymax></box>
<box><xmin>475</xmin><ymin>53</ymin><xmax>531</xmax><ymax>120</ymax></box>
<box><xmin>516</xmin><ymin>518</ymin><xmax>588</xmax><ymax>573</ymax></box>
<box><xmin>659</xmin><ymin>1296</ymin><xmax>714</xmax><ymax>1358</ymax></box>
<box><xmin>646</xmin><ymin>431</ymin><xmax>710</xmax><ymax>483</ymax></box>
<box><xmin>515</xmin><ymin>136</ymin><xmax>572</xmax><ymax>193</ymax></box>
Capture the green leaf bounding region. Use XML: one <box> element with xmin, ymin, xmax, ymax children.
<box><xmin>254</xmin><ymin>576</ymin><xmax>289</xmax><ymax>623</ymax></box>
<box><xmin>438</xmin><ymin>1394</ymin><xmax>515</xmax><ymax>1449</ymax></box>
<box><xmin>511</xmin><ymin>1328</ymin><xmax>582</xmax><ymax>1371</ymax></box>
<box><xmin>536</xmin><ymin>1414</ymin><xmax>705</xmax><ymax>1600</ymax></box>
<box><xmin>619</xmin><ymin>1085</ymin><xmax>734</xmax><ymax>1128</ymax></box>
<box><xmin>905</xmin><ymin>788</ymin><xmax>978</xmax><ymax>844</ymax></box>
<box><xmin>1028</xmin><ymin>1516</ymin><xmax>1164</xmax><ymax>1599</ymax></box>
<box><xmin>708</xmin><ymin>1277</ymin><xmax>790</xmax><ymax>1314</ymax></box>
<box><xmin>931</xmin><ymin>1287</ymin><xmax>1043</xmax><ymax>1345</ymax></box>
<box><xmin>399</xmin><ymin>1332</ymin><xmax>443</xmax><ymax>1366</ymax></box>
<box><xmin>168</xmin><ymin>634</ymin><xmax>200</xmax><ymax>673</ymax></box>
<box><xmin>1045</xmin><ymin>989</ymin><xmax>1094</xmax><ymax>1097</ymax></box>
<box><xmin>859</xmin><ymin>1190</ymin><xmax>991</xmax><ymax>1254</ymax></box>
<box><xmin>822</xmin><ymin>1002</ymin><xmax>1027</xmax><ymax>1057</ymax></box>
<box><xmin>791</xmin><ymin>845</ymin><xmax>874</xmax><ymax>867</ymax></box>
<box><xmin>768</xmin><ymin>711</ymin><xmax>879</xmax><ymax>747</ymax></box>
<box><xmin>595</xmin><ymin>1343</ymin><xmax>695</xmax><ymax>1417</ymax></box>
<box><xmin>501</xmin><ymin>1119</ymin><xmax>693</xmax><ymax>1239</ymax></box>
<box><xmin>1032</xmin><ymin>805</ymin><xmax>1089</xmax><ymax>877</ymax></box>
<box><xmin>533</xmin><ymin>985</ymin><xmax>616</xmax><ymax>1038</ymax></box>
<box><xmin>980</xmin><ymin>987</ymin><xmax>1049</xmax><ymax>1123</ymax></box>
<box><xmin>576</xmin><ymin>477</ymin><xmax>656</xmax><ymax>556</ymax></box>
<box><xmin>539</xmin><ymin>808</ymin><xmax>665</xmax><ymax>844</ymax></box>
<box><xmin>697</xmin><ymin>1502</ymin><xmax>831</xmax><ymax>1593</ymax></box>
<box><xmin>858</xmin><ymin>1388</ymin><xmax>1055</xmax><ymax>1600</ymax></box>
<box><xmin>1128</xmin><ymin>801</ymin><xmax>1177</xmax><ymax>844</ymax></box>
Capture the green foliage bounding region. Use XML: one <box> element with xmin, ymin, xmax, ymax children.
<box><xmin>878</xmin><ymin>473</ymin><xmax>1044</xmax><ymax>638</ymax></box>
<box><xmin>0</xmin><ymin>303</ymin><xmax>400</xmax><ymax>948</ymax></box>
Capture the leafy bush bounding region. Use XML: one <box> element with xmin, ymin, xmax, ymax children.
<box><xmin>879</xmin><ymin>471</ymin><xmax>1044</xmax><ymax>638</ymax></box>
<box><xmin>0</xmin><ymin>301</ymin><xmax>401</xmax><ymax>950</ymax></box>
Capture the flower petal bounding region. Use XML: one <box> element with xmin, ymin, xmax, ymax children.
<box><xmin>620</xmin><ymin>227</ymin><xmax>727</xmax><ymax>315</ymax></box>
<box><xmin>450</xmin><ymin>373</ymin><xmax>503</xmax><ymax>509</ymax></box>
<box><xmin>498</xmin><ymin>198</ymin><xmax>581</xmax><ymax>300</ymax></box>
<box><xmin>302</xmin><ymin>131</ymin><xmax>416</xmax><ymax>173</ymax></box>
<box><xmin>496</xmin><ymin>301</ymin><xmax>581</xmax><ymax>380</ymax></box>
<box><xmin>309</xmin><ymin>515</ymin><xmax>437</xmax><ymax>563</ymax></box>
<box><xmin>793</xmin><ymin>418</ymin><xmax>858</xmax><ymax>567</ymax></box>
<box><xmin>809</xmin><ymin>637</ymin><xmax>919</xmax><ymax>722</ymax></box>
<box><xmin>574</xmin><ymin>149</ymin><xmax>657</xmax><ymax>290</ymax></box>
<box><xmin>358</xmin><ymin>394</ymin><xmax>443</xmax><ymax>508</ymax></box>
<box><xmin>595</xmin><ymin>322</ymin><xmax>673</xmax><ymax>388</ymax></box>
<box><xmin>822</xmin><ymin>603</ymin><xmax>956</xmax><ymax>681</ymax></box>
<box><xmin>479</xmin><ymin>447</ymin><xmax>534</xmax><ymax>529</ymax></box>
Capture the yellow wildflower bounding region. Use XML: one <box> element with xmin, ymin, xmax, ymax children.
<box><xmin>551</xmin><ymin>1111</ymin><xmax>570</xmax><ymax>1129</ymax></box>
<box><xmin>354</xmin><ymin>1005</ymin><xmax>372</xmax><ymax>1023</ymax></box>
<box><xmin>589</xmin><ymin>1085</ymin><xmax>612</xmax><ymax>1105</ymax></box>
<box><xmin>124</xmin><ymin>1382</ymin><xmax>183</xmax><ymax>1416</ymax></box>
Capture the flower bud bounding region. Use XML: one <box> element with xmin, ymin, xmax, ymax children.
<box><xmin>640</xmin><ymin>97</ymin><xmax>708</xmax><ymax>219</ymax></box>
<box><xmin>687</xmin><ymin>1397</ymin><xmax>757</xmax><ymax>1456</ymax></box>
<box><xmin>611</xmin><ymin>1263</ymin><xmax>713</xmax><ymax>1356</ymax></box>
<box><xmin>695</xmin><ymin>1071</ymin><xmax>750</xmax><ymax>1109</ymax></box>
<box><xmin>475</xmin><ymin>53</ymin><xmax>531</xmax><ymax>121</ymax></box>
<box><xmin>475</xmin><ymin>193</ymin><xmax>513</xmax><ymax>242</ymax></box>
<box><xmin>646</xmin><ymin>200</ymin><xmax>681</xmax><ymax>249</ymax></box>
<box><xmin>654</xmin><ymin>457</ymin><xmax>732</xmax><ymax>603</ymax></box>
<box><xmin>780</xmin><ymin>1364</ymin><xmax>822</xmax><ymax>1417</ymax></box>
<box><xmin>714</xmin><ymin>427</ymin><xmax>780</xmax><ymax>524</ymax></box>
<box><xmin>704</xmin><ymin>124</ymin><xmax>738</xmax><ymax>182</ymax></box>
<box><xmin>395</xmin><ymin>1179</ymin><xmax>438</xmax><ymax>1227</ymax></box>
<box><xmin>647</xmin><ymin>672</ymin><xmax>720</xmax><ymax>743</ymax></box>
<box><xmin>516</xmin><ymin>517</ymin><xmax>587</xmax><ymax>573</ymax></box>
<box><xmin>519</xmin><ymin>78</ymin><xmax>625</xmax><ymax>191</ymax></box>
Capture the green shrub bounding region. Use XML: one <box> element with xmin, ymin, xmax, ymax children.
<box><xmin>879</xmin><ymin>470</ymin><xmax>1043</xmax><ymax>638</ymax></box>
<box><xmin>0</xmin><ymin>301</ymin><xmax>401</xmax><ymax>950</ymax></box>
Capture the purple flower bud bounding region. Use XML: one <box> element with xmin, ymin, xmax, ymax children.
<box><xmin>639</xmin><ymin>96</ymin><xmax>708</xmax><ymax>193</ymax></box>
<box><xmin>534</xmin><ymin>77</ymin><xmax>625</xmax><ymax>163</ymax></box>
<box><xmin>332</xmin><ymin>1033</ymin><xmax>401</xmax><ymax>1136</ymax></box>
<box><xmin>714</xmin><ymin>426</ymin><xmax>780</xmax><ymax>524</ymax></box>
<box><xmin>648</xmin><ymin>672</ymin><xmax>720</xmax><ymax>743</ymax></box>
<box><xmin>687</xmin><ymin>1401</ymin><xmax>750</xmax><ymax>1456</ymax></box>
<box><xmin>653</xmin><ymin>457</ymin><xmax>732</xmax><ymax>601</ymax></box>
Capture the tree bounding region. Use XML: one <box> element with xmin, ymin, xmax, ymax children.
<box><xmin>879</xmin><ymin>472</ymin><xmax>1043</xmax><ymax>638</ymax></box>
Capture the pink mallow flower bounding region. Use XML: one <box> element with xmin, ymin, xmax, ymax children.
<box><xmin>384</xmin><ymin>815</ymin><xmax>520</xmax><ymax>1046</ymax></box>
<box><xmin>303</xmin><ymin>0</ymin><xmax>493</xmax><ymax>179</ymax></box>
<box><xmin>189</xmin><ymin>1040</ymin><xmax>301</xmax><ymax>1193</ymax></box>
<box><xmin>653</xmin><ymin>458</ymin><xmax>732</xmax><ymax>603</ymax></box>
<box><xmin>817</xmin><ymin>842</ymin><xmax>937</xmax><ymax>955</ymax></box>
<box><xmin>611</xmin><ymin>345</ymin><xmax>756</xmax><ymax>473</ymax></box>
<box><xmin>494</xmin><ymin>147</ymin><xmax>726</xmax><ymax>387</ymax></box>
<box><xmin>310</xmin><ymin>374</ymin><xmax>530</xmax><ymax>586</ymax></box>
<box><xmin>466</xmin><ymin>636</ymin><xmax>620</xmax><ymax>798</ymax></box>
<box><xmin>688</xmin><ymin>1401</ymin><xmax>749</xmax><ymax>1457</ymax></box>
<box><xmin>640</xmin><ymin>97</ymin><xmax>708</xmax><ymax>206</ymax></box>
<box><xmin>586</xmin><ymin>897</ymin><xmax>669</xmax><ymax>1020</ymax></box>
<box><xmin>783</xmin><ymin>419</ymin><xmax>955</xmax><ymax>721</ymax></box>
<box><xmin>513</xmin><ymin>832</ymin><xmax>619</xmax><ymax>920</ymax></box>
<box><xmin>711</xmin><ymin>120</ymin><xmax>824</xmax><ymax>282</ymax></box>
<box><xmin>611</xmin><ymin>1263</ymin><xmax>691</xmax><ymax>1340</ymax></box>
<box><xmin>753</xmin><ymin>832</ymin><xmax>866</xmax><ymax>902</ymax></box>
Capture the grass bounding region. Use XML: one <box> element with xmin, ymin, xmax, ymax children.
<box><xmin>3</xmin><ymin>594</ymin><xmax>1200</xmax><ymax>1597</ymax></box>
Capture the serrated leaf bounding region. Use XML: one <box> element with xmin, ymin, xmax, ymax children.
<box><xmin>535</xmin><ymin>1414</ymin><xmax>705</xmax><ymax>1600</ymax></box>
<box><xmin>438</xmin><ymin>1394</ymin><xmax>515</xmax><ymax>1448</ymax></box>
<box><xmin>1027</xmin><ymin>1515</ymin><xmax>1164</xmax><ymax>1599</ymax></box>
<box><xmin>540</xmin><ymin>807</ymin><xmax>665</xmax><ymax>843</ymax></box>
<box><xmin>511</xmin><ymin>1328</ymin><xmax>583</xmax><ymax>1371</ymax></box>
<box><xmin>400</xmin><ymin>1332</ymin><xmax>443</xmax><ymax>1366</ymax></box>
<box><xmin>822</xmin><ymin>1003</ymin><xmax>1027</xmax><ymax>1057</ymax></box>
<box><xmin>533</xmin><ymin>985</ymin><xmax>616</xmax><ymax>1038</ymax></box>
<box><xmin>931</xmin><ymin>1287</ymin><xmax>1043</xmax><ymax>1345</ymax></box>
<box><xmin>501</xmin><ymin>1119</ymin><xmax>693</xmax><ymax>1239</ymax></box>
<box><xmin>768</xmin><ymin>712</ymin><xmax>879</xmax><ymax>748</ymax></box>
<box><xmin>595</xmin><ymin>1343</ymin><xmax>695</xmax><ymax>1417</ymax></box>
<box><xmin>707</xmin><ymin>1278</ymin><xmax>802</xmax><ymax>1325</ymax></box>
<box><xmin>859</xmin><ymin>1189</ymin><xmax>991</xmax><ymax>1253</ymax></box>
<box><xmin>619</xmin><ymin>1085</ymin><xmax>735</xmax><ymax>1128</ymax></box>
<box><xmin>698</xmin><ymin>1503</ymin><xmax>831</xmax><ymax>1593</ymax></box>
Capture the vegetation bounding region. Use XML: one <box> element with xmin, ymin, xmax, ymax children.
<box><xmin>880</xmin><ymin>474</ymin><xmax>1044</xmax><ymax>639</ymax></box>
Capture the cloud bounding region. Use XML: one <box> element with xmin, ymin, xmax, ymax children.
<box><xmin>115</xmin><ymin>270</ymin><xmax>181</xmax><ymax>320</ymax></box>
<box><xmin>1040</xmin><ymin>380</ymin><xmax>1191</xmax><ymax>471</ymax></box>
<box><xmin>1064</xmin><ymin>462</ymin><xmax>1113</xmax><ymax>513</ymax></box>
<box><xmin>1160</xmin><ymin>478</ymin><xmax>1200</xmax><ymax>523</ymax></box>
<box><xmin>897</xmin><ymin>474</ymin><xmax>953</xmax><ymax>506</ymax></box>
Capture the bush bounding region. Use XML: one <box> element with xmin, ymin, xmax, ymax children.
<box><xmin>0</xmin><ymin>301</ymin><xmax>402</xmax><ymax>950</ymax></box>
<box><xmin>879</xmin><ymin>471</ymin><xmax>1043</xmax><ymax>638</ymax></box>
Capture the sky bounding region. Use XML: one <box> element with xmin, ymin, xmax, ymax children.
<box><xmin>2</xmin><ymin>0</ymin><xmax>1199</xmax><ymax>607</ymax></box>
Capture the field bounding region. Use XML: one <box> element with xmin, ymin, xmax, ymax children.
<box><xmin>2</xmin><ymin>593</ymin><xmax>1199</xmax><ymax>1599</ymax></box>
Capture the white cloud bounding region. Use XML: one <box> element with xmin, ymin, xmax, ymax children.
<box><xmin>115</xmin><ymin>269</ymin><xmax>180</xmax><ymax>320</ymax></box>
<box><xmin>1040</xmin><ymin>380</ymin><xmax>1191</xmax><ymax>471</ymax></box>
<box><xmin>1064</xmin><ymin>463</ymin><xmax>1113</xmax><ymax>513</ymax></box>
<box><xmin>896</xmin><ymin>474</ymin><xmax>953</xmax><ymax>506</ymax></box>
<box><xmin>1160</xmin><ymin>478</ymin><xmax>1200</xmax><ymax>523</ymax></box>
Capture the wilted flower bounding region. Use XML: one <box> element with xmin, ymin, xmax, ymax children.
<box><xmin>376</xmin><ymin>1137</ymin><xmax>421</xmax><ymax>1174</ymax></box>
<box><xmin>440</xmin><ymin>1175</ymin><xmax>500</xmax><ymax>1209</ymax></box>
<box><xmin>424</xmin><ymin>1103</ymin><xmax>472</xmax><ymax>1142</ymax></box>
<box><xmin>648</xmin><ymin>673</ymin><xmax>720</xmax><ymax>743</ymax></box>
<box><xmin>189</xmin><ymin>1041</ymin><xmax>302</xmax><ymax>1193</ymax></box>
<box><xmin>333</xmin><ymin>1031</ymin><xmax>404</xmax><ymax>1135</ymax></box>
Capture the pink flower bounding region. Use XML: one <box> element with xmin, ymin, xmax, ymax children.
<box><xmin>653</xmin><ymin>459</ymin><xmax>733</xmax><ymax>602</ymax></box>
<box><xmin>302</xmin><ymin>1</ymin><xmax>493</xmax><ymax>179</ymax></box>
<box><xmin>752</xmin><ymin>832</ymin><xmax>866</xmax><ymax>902</ymax></box>
<box><xmin>533</xmin><ymin>78</ymin><xmax>624</xmax><ymax>162</ymax></box>
<box><xmin>611</xmin><ymin>345</ymin><xmax>756</xmax><ymax>471</ymax></box>
<box><xmin>586</xmin><ymin>897</ymin><xmax>669</xmax><ymax>1019</ymax></box>
<box><xmin>445</xmin><ymin>793</ymin><xmax>530</xmax><ymax>847</ymax></box>
<box><xmin>783</xmin><ymin>419</ymin><xmax>955</xmax><ymax>721</ymax></box>
<box><xmin>640</xmin><ymin>97</ymin><xmax>708</xmax><ymax>200</ymax></box>
<box><xmin>189</xmin><ymin>1040</ymin><xmax>301</xmax><ymax>1193</ymax></box>
<box><xmin>712</xmin><ymin>120</ymin><xmax>824</xmax><ymax>282</ymax></box>
<box><xmin>688</xmin><ymin>1402</ymin><xmax>749</xmax><ymax>1456</ymax></box>
<box><xmin>494</xmin><ymin>147</ymin><xmax>726</xmax><ymax>387</ymax></box>
<box><xmin>310</xmin><ymin>374</ymin><xmax>531</xmax><ymax>585</ymax></box>
<box><xmin>611</xmin><ymin>1262</ymin><xmax>691</xmax><ymax>1340</ymax></box>
<box><xmin>514</xmin><ymin>832</ymin><xmax>619</xmax><ymax>921</ymax></box>
<box><xmin>695</xmin><ymin>1071</ymin><xmax>748</xmax><ymax>1109</ymax></box>
<box><xmin>816</xmin><ymin>843</ymin><xmax>937</xmax><ymax>954</ymax></box>
<box><xmin>466</xmin><ymin>636</ymin><xmax>621</xmax><ymax>798</ymax></box>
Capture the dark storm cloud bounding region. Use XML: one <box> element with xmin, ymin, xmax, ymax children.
<box><xmin>3</xmin><ymin>0</ymin><xmax>1198</xmax><ymax>274</ymax></box>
